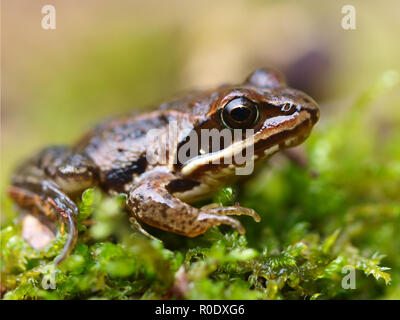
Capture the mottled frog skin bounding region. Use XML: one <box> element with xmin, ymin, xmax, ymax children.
<box><xmin>8</xmin><ymin>68</ymin><xmax>319</xmax><ymax>264</ymax></box>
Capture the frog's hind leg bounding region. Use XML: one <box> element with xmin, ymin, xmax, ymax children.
<box><xmin>8</xmin><ymin>146</ymin><xmax>97</xmax><ymax>265</ymax></box>
<box><xmin>8</xmin><ymin>179</ymin><xmax>78</xmax><ymax>265</ymax></box>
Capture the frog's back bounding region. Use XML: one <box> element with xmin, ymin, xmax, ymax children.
<box><xmin>73</xmin><ymin>110</ymin><xmax>193</xmax><ymax>192</ymax></box>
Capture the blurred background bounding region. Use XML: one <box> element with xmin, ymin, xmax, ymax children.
<box><xmin>1</xmin><ymin>0</ymin><xmax>400</xmax><ymax>221</ymax></box>
<box><xmin>2</xmin><ymin>0</ymin><xmax>400</xmax><ymax>300</ymax></box>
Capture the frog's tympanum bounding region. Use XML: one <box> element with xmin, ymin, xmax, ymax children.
<box><xmin>8</xmin><ymin>68</ymin><xmax>319</xmax><ymax>264</ymax></box>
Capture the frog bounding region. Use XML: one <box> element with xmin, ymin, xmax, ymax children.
<box><xmin>8</xmin><ymin>68</ymin><xmax>319</xmax><ymax>265</ymax></box>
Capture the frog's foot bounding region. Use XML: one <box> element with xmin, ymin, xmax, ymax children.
<box><xmin>9</xmin><ymin>146</ymin><xmax>98</xmax><ymax>265</ymax></box>
<box><xmin>200</xmin><ymin>203</ymin><xmax>261</xmax><ymax>222</ymax></box>
<box><xmin>8</xmin><ymin>178</ymin><xmax>78</xmax><ymax>266</ymax></box>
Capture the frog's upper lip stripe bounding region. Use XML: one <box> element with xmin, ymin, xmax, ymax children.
<box><xmin>181</xmin><ymin>111</ymin><xmax>312</xmax><ymax>176</ymax></box>
<box><xmin>254</xmin><ymin>118</ymin><xmax>311</xmax><ymax>154</ymax></box>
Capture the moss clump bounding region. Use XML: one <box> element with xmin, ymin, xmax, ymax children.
<box><xmin>1</xmin><ymin>71</ymin><xmax>399</xmax><ymax>299</ymax></box>
<box><xmin>0</xmin><ymin>191</ymin><xmax>393</xmax><ymax>299</ymax></box>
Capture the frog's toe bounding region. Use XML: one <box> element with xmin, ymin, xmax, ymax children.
<box><xmin>54</xmin><ymin>213</ymin><xmax>77</xmax><ymax>266</ymax></box>
<box><xmin>201</xmin><ymin>204</ymin><xmax>261</xmax><ymax>223</ymax></box>
<box><xmin>129</xmin><ymin>217</ymin><xmax>160</xmax><ymax>241</ymax></box>
<box><xmin>197</xmin><ymin>212</ymin><xmax>246</xmax><ymax>235</ymax></box>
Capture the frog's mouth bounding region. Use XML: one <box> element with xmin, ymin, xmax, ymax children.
<box><xmin>253</xmin><ymin>109</ymin><xmax>314</xmax><ymax>155</ymax></box>
<box><xmin>180</xmin><ymin>109</ymin><xmax>315</xmax><ymax>177</ymax></box>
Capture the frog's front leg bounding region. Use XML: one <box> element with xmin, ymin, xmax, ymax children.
<box><xmin>8</xmin><ymin>146</ymin><xmax>96</xmax><ymax>265</ymax></box>
<box><xmin>127</xmin><ymin>170</ymin><xmax>259</xmax><ymax>237</ymax></box>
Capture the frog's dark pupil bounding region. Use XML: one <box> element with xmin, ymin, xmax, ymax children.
<box><xmin>231</xmin><ymin>107</ymin><xmax>250</xmax><ymax>122</ymax></box>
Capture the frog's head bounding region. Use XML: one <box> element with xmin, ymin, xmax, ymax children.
<box><xmin>173</xmin><ymin>68</ymin><xmax>319</xmax><ymax>183</ymax></box>
<box><xmin>234</xmin><ymin>68</ymin><xmax>320</xmax><ymax>157</ymax></box>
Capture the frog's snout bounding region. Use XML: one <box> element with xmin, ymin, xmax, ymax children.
<box><xmin>301</xmin><ymin>95</ymin><xmax>320</xmax><ymax>126</ymax></box>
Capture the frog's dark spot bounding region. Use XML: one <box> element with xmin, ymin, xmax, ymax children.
<box><xmin>166</xmin><ymin>179</ymin><xmax>200</xmax><ymax>194</ymax></box>
<box><xmin>104</xmin><ymin>154</ymin><xmax>147</xmax><ymax>192</ymax></box>
<box><xmin>303</xmin><ymin>97</ymin><xmax>311</xmax><ymax>103</ymax></box>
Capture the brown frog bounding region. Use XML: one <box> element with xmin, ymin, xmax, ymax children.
<box><xmin>8</xmin><ymin>68</ymin><xmax>319</xmax><ymax>264</ymax></box>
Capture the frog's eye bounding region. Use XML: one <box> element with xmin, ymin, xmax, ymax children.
<box><xmin>221</xmin><ymin>97</ymin><xmax>259</xmax><ymax>129</ymax></box>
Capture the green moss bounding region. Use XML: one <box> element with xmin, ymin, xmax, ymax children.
<box><xmin>1</xmin><ymin>71</ymin><xmax>399</xmax><ymax>300</ymax></box>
